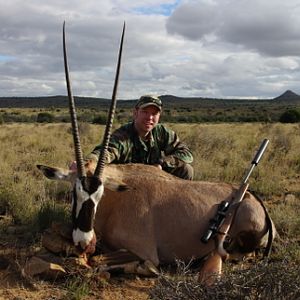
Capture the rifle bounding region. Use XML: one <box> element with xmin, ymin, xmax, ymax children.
<box><xmin>201</xmin><ymin>138</ymin><xmax>269</xmax><ymax>260</ymax></box>
<box><xmin>198</xmin><ymin>139</ymin><xmax>269</xmax><ymax>284</ymax></box>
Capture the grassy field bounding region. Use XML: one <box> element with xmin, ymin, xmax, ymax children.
<box><xmin>0</xmin><ymin>122</ymin><xmax>299</xmax><ymax>299</ymax></box>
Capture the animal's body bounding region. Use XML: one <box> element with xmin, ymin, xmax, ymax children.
<box><xmin>95</xmin><ymin>163</ymin><xmax>272</xmax><ymax>266</ymax></box>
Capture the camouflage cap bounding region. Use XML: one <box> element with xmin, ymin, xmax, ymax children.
<box><xmin>135</xmin><ymin>95</ymin><xmax>162</xmax><ymax>111</ymax></box>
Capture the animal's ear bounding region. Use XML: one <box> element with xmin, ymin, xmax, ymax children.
<box><xmin>103</xmin><ymin>176</ymin><xmax>129</xmax><ymax>192</ymax></box>
<box><xmin>37</xmin><ymin>164</ymin><xmax>76</xmax><ymax>182</ymax></box>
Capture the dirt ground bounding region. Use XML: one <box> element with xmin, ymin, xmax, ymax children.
<box><xmin>0</xmin><ymin>255</ymin><xmax>156</xmax><ymax>300</ymax></box>
<box><xmin>0</xmin><ymin>227</ymin><xmax>157</xmax><ymax>300</ymax></box>
<box><xmin>0</xmin><ymin>269</ymin><xmax>155</xmax><ymax>300</ymax></box>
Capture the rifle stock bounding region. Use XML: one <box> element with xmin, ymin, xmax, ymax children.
<box><xmin>216</xmin><ymin>182</ymin><xmax>249</xmax><ymax>260</ymax></box>
<box><xmin>199</xmin><ymin>184</ymin><xmax>248</xmax><ymax>285</ymax></box>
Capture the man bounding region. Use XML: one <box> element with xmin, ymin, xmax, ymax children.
<box><xmin>87</xmin><ymin>95</ymin><xmax>194</xmax><ymax>180</ymax></box>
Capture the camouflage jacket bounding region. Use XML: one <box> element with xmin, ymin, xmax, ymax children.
<box><xmin>87</xmin><ymin>122</ymin><xmax>193</xmax><ymax>169</ymax></box>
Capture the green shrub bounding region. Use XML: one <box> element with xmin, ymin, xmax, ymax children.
<box><xmin>92</xmin><ymin>115</ymin><xmax>107</xmax><ymax>124</ymax></box>
<box><xmin>37</xmin><ymin>112</ymin><xmax>54</xmax><ymax>123</ymax></box>
<box><xmin>36</xmin><ymin>201</ymin><xmax>70</xmax><ymax>231</ymax></box>
<box><xmin>2</xmin><ymin>113</ymin><xmax>35</xmax><ymax>123</ymax></box>
<box><xmin>0</xmin><ymin>182</ymin><xmax>39</xmax><ymax>225</ymax></box>
<box><xmin>279</xmin><ymin>109</ymin><xmax>300</xmax><ymax>123</ymax></box>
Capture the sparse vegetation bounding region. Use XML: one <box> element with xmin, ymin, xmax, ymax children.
<box><xmin>0</xmin><ymin>122</ymin><xmax>299</xmax><ymax>299</ymax></box>
<box><xmin>150</xmin><ymin>259</ymin><xmax>300</xmax><ymax>299</ymax></box>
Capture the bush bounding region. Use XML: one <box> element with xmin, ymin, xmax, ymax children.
<box><xmin>279</xmin><ymin>109</ymin><xmax>300</xmax><ymax>123</ymax></box>
<box><xmin>0</xmin><ymin>183</ymin><xmax>38</xmax><ymax>225</ymax></box>
<box><xmin>92</xmin><ymin>115</ymin><xmax>107</xmax><ymax>124</ymax></box>
<box><xmin>37</xmin><ymin>112</ymin><xmax>54</xmax><ymax>123</ymax></box>
<box><xmin>2</xmin><ymin>113</ymin><xmax>35</xmax><ymax>123</ymax></box>
<box><xmin>36</xmin><ymin>201</ymin><xmax>70</xmax><ymax>231</ymax></box>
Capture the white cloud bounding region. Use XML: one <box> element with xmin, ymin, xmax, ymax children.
<box><xmin>0</xmin><ymin>0</ymin><xmax>299</xmax><ymax>99</ymax></box>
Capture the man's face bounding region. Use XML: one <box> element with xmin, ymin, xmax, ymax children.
<box><xmin>133</xmin><ymin>105</ymin><xmax>161</xmax><ymax>136</ymax></box>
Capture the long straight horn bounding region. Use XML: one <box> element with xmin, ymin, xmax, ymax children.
<box><xmin>94</xmin><ymin>22</ymin><xmax>125</xmax><ymax>178</ymax></box>
<box><xmin>63</xmin><ymin>21</ymin><xmax>86</xmax><ymax>178</ymax></box>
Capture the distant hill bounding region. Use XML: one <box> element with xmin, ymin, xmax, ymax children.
<box><xmin>274</xmin><ymin>90</ymin><xmax>300</xmax><ymax>101</ymax></box>
<box><xmin>0</xmin><ymin>90</ymin><xmax>299</xmax><ymax>109</ymax></box>
<box><xmin>0</xmin><ymin>96</ymin><xmax>111</xmax><ymax>109</ymax></box>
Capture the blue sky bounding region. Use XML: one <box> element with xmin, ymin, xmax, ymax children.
<box><xmin>0</xmin><ymin>55</ymin><xmax>14</xmax><ymax>62</ymax></box>
<box><xmin>133</xmin><ymin>0</ymin><xmax>181</xmax><ymax>16</ymax></box>
<box><xmin>0</xmin><ymin>0</ymin><xmax>300</xmax><ymax>99</ymax></box>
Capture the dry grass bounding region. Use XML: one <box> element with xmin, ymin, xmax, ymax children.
<box><xmin>0</xmin><ymin>122</ymin><xmax>299</xmax><ymax>299</ymax></box>
<box><xmin>0</xmin><ymin>123</ymin><xmax>104</xmax><ymax>227</ymax></box>
<box><xmin>169</xmin><ymin>123</ymin><xmax>300</xmax><ymax>196</ymax></box>
<box><xmin>150</xmin><ymin>259</ymin><xmax>300</xmax><ymax>300</ymax></box>
<box><xmin>0</xmin><ymin>122</ymin><xmax>299</xmax><ymax>231</ymax></box>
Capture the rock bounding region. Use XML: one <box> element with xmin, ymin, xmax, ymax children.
<box><xmin>22</xmin><ymin>256</ymin><xmax>66</xmax><ymax>279</ymax></box>
<box><xmin>41</xmin><ymin>225</ymin><xmax>79</xmax><ymax>256</ymax></box>
<box><xmin>35</xmin><ymin>249</ymin><xmax>65</xmax><ymax>265</ymax></box>
<box><xmin>51</xmin><ymin>221</ymin><xmax>73</xmax><ymax>239</ymax></box>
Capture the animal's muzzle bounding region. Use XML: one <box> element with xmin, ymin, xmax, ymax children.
<box><xmin>76</xmin><ymin>232</ymin><xmax>97</xmax><ymax>256</ymax></box>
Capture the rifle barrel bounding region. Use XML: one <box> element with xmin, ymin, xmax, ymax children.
<box><xmin>242</xmin><ymin>138</ymin><xmax>269</xmax><ymax>183</ymax></box>
<box><xmin>252</xmin><ymin>139</ymin><xmax>269</xmax><ymax>165</ymax></box>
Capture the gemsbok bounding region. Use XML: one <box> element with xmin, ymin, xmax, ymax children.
<box><xmin>37</xmin><ymin>22</ymin><xmax>275</xmax><ymax>282</ymax></box>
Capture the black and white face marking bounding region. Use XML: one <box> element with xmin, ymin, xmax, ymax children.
<box><xmin>71</xmin><ymin>176</ymin><xmax>104</xmax><ymax>249</ymax></box>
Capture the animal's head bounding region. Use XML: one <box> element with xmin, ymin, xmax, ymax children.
<box><xmin>37</xmin><ymin>163</ymin><xmax>127</xmax><ymax>254</ymax></box>
<box><xmin>37</xmin><ymin>22</ymin><xmax>126</xmax><ymax>254</ymax></box>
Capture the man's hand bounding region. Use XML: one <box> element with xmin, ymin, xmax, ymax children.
<box><xmin>69</xmin><ymin>160</ymin><xmax>77</xmax><ymax>172</ymax></box>
<box><xmin>69</xmin><ymin>159</ymin><xmax>96</xmax><ymax>176</ymax></box>
<box><xmin>153</xmin><ymin>164</ymin><xmax>162</xmax><ymax>170</ymax></box>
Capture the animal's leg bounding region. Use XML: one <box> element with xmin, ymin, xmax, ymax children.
<box><xmin>93</xmin><ymin>260</ymin><xmax>159</xmax><ymax>276</ymax></box>
<box><xmin>112</xmin><ymin>260</ymin><xmax>159</xmax><ymax>276</ymax></box>
<box><xmin>90</xmin><ymin>249</ymin><xmax>159</xmax><ymax>276</ymax></box>
<box><xmin>90</xmin><ymin>249</ymin><xmax>140</xmax><ymax>266</ymax></box>
<box><xmin>135</xmin><ymin>260</ymin><xmax>160</xmax><ymax>276</ymax></box>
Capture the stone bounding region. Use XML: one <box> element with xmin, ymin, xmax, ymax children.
<box><xmin>41</xmin><ymin>224</ymin><xmax>79</xmax><ymax>256</ymax></box>
<box><xmin>22</xmin><ymin>256</ymin><xmax>66</xmax><ymax>279</ymax></box>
